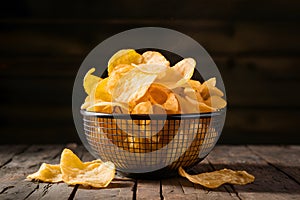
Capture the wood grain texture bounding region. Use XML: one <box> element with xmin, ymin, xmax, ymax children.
<box><xmin>207</xmin><ymin>145</ymin><xmax>300</xmax><ymax>199</ymax></box>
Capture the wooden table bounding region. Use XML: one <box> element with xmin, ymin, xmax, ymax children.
<box><xmin>0</xmin><ymin>145</ymin><xmax>299</xmax><ymax>200</ymax></box>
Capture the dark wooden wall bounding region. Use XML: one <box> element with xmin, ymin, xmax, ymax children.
<box><xmin>1</xmin><ymin>0</ymin><xmax>299</xmax><ymax>144</ymax></box>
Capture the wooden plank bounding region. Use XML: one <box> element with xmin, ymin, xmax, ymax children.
<box><xmin>248</xmin><ymin>145</ymin><xmax>300</xmax><ymax>184</ymax></box>
<box><xmin>0</xmin><ymin>145</ymin><xmax>64</xmax><ymax>200</ymax></box>
<box><xmin>73</xmin><ymin>148</ymin><xmax>135</xmax><ymax>200</ymax></box>
<box><xmin>207</xmin><ymin>145</ymin><xmax>300</xmax><ymax>199</ymax></box>
<box><xmin>73</xmin><ymin>181</ymin><xmax>135</xmax><ymax>200</ymax></box>
<box><xmin>136</xmin><ymin>179</ymin><xmax>161</xmax><ymax>200</ymax></box>
<box><xmin>0</xmin><ymin>145</ymin><xmax>28</xmax><ymax>167</ymax></box>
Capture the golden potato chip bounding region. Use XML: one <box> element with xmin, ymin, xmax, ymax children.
<box><xmin>87</xmin><ymin>102</ymin><xmax>128</xmax><ymax>113</ymax></box>
<box><xmin>94</xmin><ymin>78</ymin><xmax>112</xmax><ymax>102</ymax></box>
<box><xmin>60</xmin><ymin>148</ymin><xmax>115</xmax><ymax>188</ymax></box>
<box><xmin>163</xmin><ymin>93</ymin><xmax>179</xmax><ymax>113</ymax></box>
<box><xmin>27</xmin><ymin>163</ymin><xmax>62</xmax><ymax>183</ymax></box>
<box><xmin>132</xmin><ymin>101</ymin><xmax>153</xmax><ymax>114</ymax></box>
<box><xmin>148</xmin><ymin>83</ymin><xmax>170</xmax><ymax>105</ymax></box>
<box><xmin>83</xmin><ymin>68</ymin><xmax>101</xmax><ymax>95</ymax></box>
<box><xmin>198</xmin><ymin>102</ymin><xmax>216</xmax><ymax>113</ymax></box>
<box><xmin>179</xmin><ymin>167</ymin><xmax>255</xmax><ymax>189</ymax></box>
<box><xmin>142</xmin><ymin>51</ymin><xmax>170</xmax><ymax>66</ymax></box>
<box><xmin>205</xmin><ymin>95</ymin><xmax>227</xmax><ymax>109</ymax></box>
<box><xmin>108</xmin><ymin>49</ymin><xmax>143</xmax><ymax>75</ymax></box>
<box><xmin>112</xmin><ymin>68</ymin><xmax>158</xmax><ymax>103</ymax></box>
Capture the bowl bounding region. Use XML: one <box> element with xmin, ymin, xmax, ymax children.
<box><xmin>80</xmin><ymin>109</ymin><xmax>225</xmax><ymax>177</ymax></box>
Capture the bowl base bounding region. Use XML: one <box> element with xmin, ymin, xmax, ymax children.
<box><xmin>118</xmin><ymin>157</ymin><xmax>204</xmax><ymax>179</ymax></box>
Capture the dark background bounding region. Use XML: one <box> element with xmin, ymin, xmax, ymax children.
<box><xmin>1</xmin><ymin>0</ymin><xmax>299</xmax><ymax>144</ymax></box>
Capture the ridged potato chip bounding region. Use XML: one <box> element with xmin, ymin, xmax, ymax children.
<box><xmin>27</xmin><ymin>163</ymin><xmax>62</xmax><ymax>183</ymax></box>
<box><xmin>108</xmin><ymin>49</ymin><xmax>143</xmax><ymax>75</ymax></box>
<box><xmin>179</xmin><ymin>167</ymin><xmax>255</xmax><ymax>189</ymax></box>
<box><xmin>60</xmin><ymin>149</ymin><xmax>115</xmax><ymax>188</ymax></box>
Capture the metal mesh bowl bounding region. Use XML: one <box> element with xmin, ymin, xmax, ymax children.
<box><xmin>81</xmin><ymin>110</ymin><xmax>225</xmax><ymax>177</ymax></box>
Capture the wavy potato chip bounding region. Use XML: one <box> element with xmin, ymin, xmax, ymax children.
<box><xmin>83</xmin><ymin>68</ymin><xmax>101</xmax><ymax>95</ymax></box>
<box><xmin>142</xmin><ymin>51</ymin><xmax>170</xmax><ymax>66</ymax></box>
<box><xmin>60</xmin><ymin>149</ymin><xmax>115</xmax><ymax>188</ymax></box>
<box><xmin>134</xmin><ymin>63</ymin><xmax>168</xmax><ymax>74</ymax></box>
<box><xmin>179</xmin><ymin>167</ymin><xmax>255</xmax><ymax>189</ymax></box>
<box><xmin>27</xmin><ymin>163</ymin><xmax>62</xmax><ymax>183</ymax></box>
<box><xmin>108</xmin><ymin>49</ymin><xmax>143</xmax><ymax>75</ymax></box>
<box><xmin>27</xmin><ymin>149</ymin><xmax>116</xmax><ymax>188</ymax></box>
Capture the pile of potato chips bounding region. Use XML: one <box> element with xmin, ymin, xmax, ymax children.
<box><xmin>27</xmin><ymin>149</ymin><xmax>115</xmax><ymax>188</ymax></box>
<box><xmin>81</xmin><ymin>49</ymin><xmax>226</xmax><ymax>114</ymax></box>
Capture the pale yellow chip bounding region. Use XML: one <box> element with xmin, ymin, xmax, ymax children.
<box><xmin>172</xmin><ymin>58</ymin><xmax>196</xmax><ymax>86</ymax></box>
<box><xmin>108</xmin><ymin>49</ymin><xmax>143</xmax><ymax>75</ymax></box>
<box><xmin>112</xmin><ymin>68</ymin><xmax>158</xmax><ymax>103</ymax></box>
<box><xmin>83</xmin><ymin>68</ymin><xmax>101</xmax><ymax>95</ymax></box>
<box><xmin>179</xmin><ymin>167</ymin><xmax>255</xmax><ymax>189</ymax></box>
<box><xmin>142</xmin><ymin>51</ymin><xmax>170</xmax><ymax>66</ymax></box>
<box><xmin>205</xmin><ymin>95</ymin><xmax>227</xmax><ymax>109</ymax></box>
<box><xmin>27</xmin><ymin>163</ymin><xmax>62</xmax><ymax>183</ymax></box>
<box><xmin>60</xmin><ymin>149</ymin><xmax>115</xmax><ymax>188</ymax></box>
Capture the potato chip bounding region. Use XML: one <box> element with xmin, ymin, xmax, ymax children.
<box><xmin>132</xmin><ymin>101</ymin><xmax>153</xmax><ymax>114</ymax></box>
<box><xmin>172</xmin><ymin>58</ymin><xmax>196</xmax><ymax>86</ymax></box>
<box><xmin>82</xmin><ymin>49</ymin><xmax>227</xmax><ymax>115</ymax></box>
<box><xmin>60</xmin><ymin>148</ymin><xmax>115</xmax><ymax>188</ymax></box>
<box><xmin>134</xmin><ymin>63</ymin><xmax>168</xmax><ymax>74</ymax></box>
<box><xmin>142</xmin><ymin>51</ymin><xmax>170</xmax><ymax>66</ymax></box>
<box><xmin>179</xmin><ymin>167</ymin><xmax>255</xmax><ymax>189</ymax></box>
<box><xmin>148</xmin><ymin>83</ymin><xmax>170</xmax><ymax>105</ymax></box>
<box><xmin>27</xmin><ymin>163</ymin><xmax>62</xmax><ymax>183</ymax></box>
<box><xmin>163</xmin><ymin>93</ymin><xmax>179</xmax><ymax>113</ymax></box>
<box><xmin>107</xmin><ymin>64</ymin><xmax>134</xmax><ymax>93</ymax></box>
<box><xmin>112</xmin><ymin>68</ymin><xmax>158</xmax><ymax>103</ymax></box>
<box><xmin>87</xmin><ymin>101</ymin><xmax>128</xmax><ymax>113</ymax></box>
<box><xmin>108</xmin><ymin>49</ymin><xmax>143</xmax><ymax>75</ymax></box>
<box><xmin>81</xmin><ymin>96</ymin><xmax>91</xmax><ymax>110</ymax></box>
<box><xmin>83</xmin><ymin>68</ymin><xmax>101</xmax><ymax>95</ymax></box>
<box><xmin>205</xmin><ymin>95</ymin><xmax>227</xmax><ymax>109</ymax></box>
<box><xmin>198</xmin><ymin>102</ymin><xmax>216</xmax><ymax>113</ymax></box>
